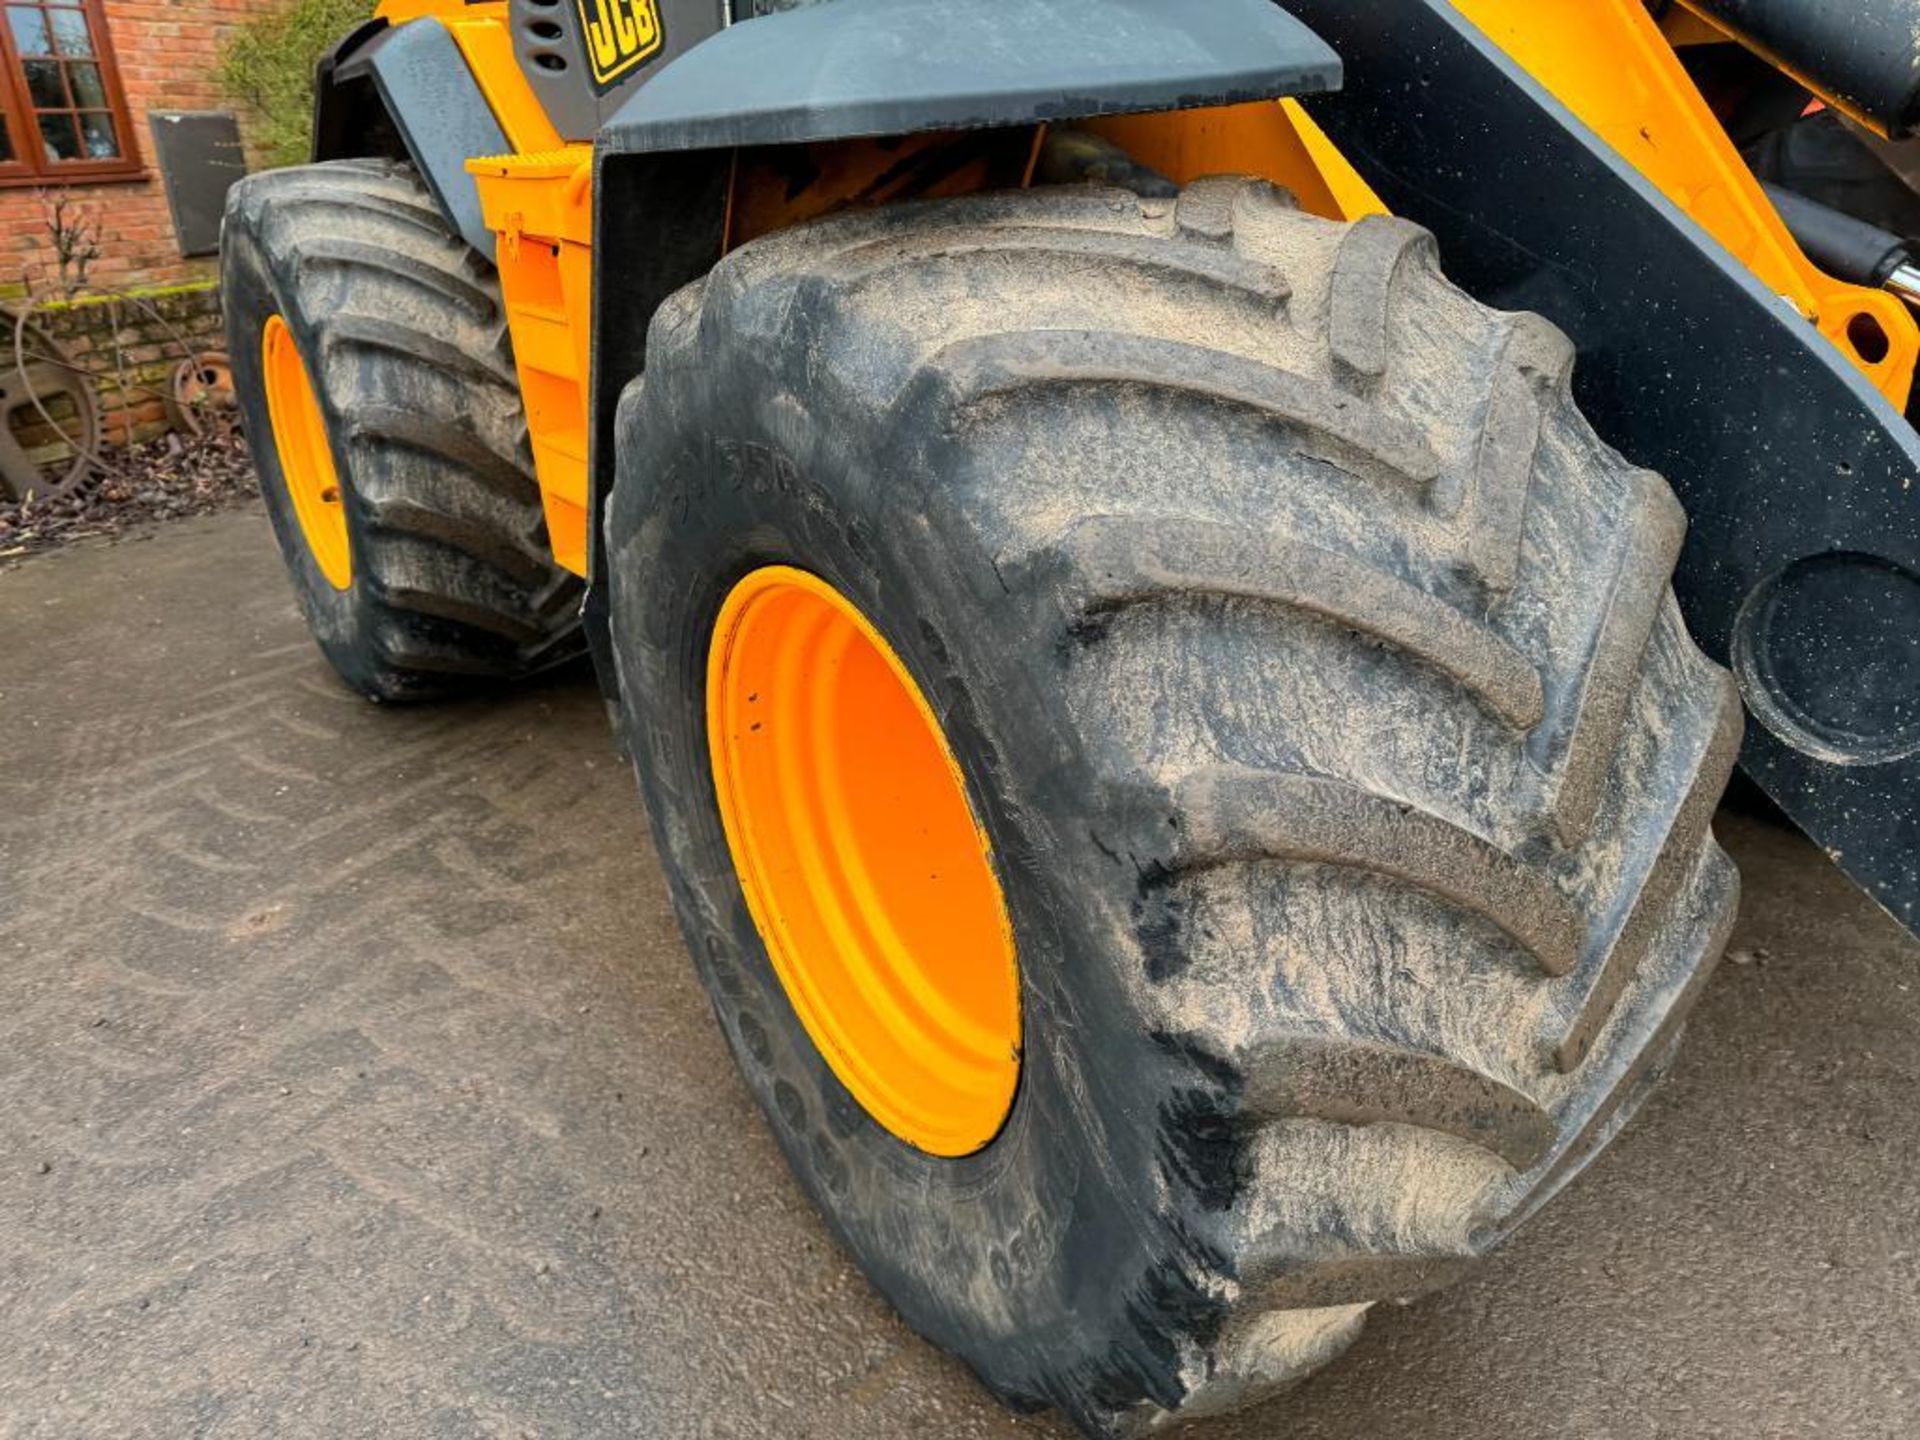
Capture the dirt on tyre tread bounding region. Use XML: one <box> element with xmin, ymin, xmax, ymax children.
<box><xmin>608</xmin><ymin>177</ymin><xmax>1742</xmax><ymax>1434</ymax></box>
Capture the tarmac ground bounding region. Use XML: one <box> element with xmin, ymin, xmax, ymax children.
<box><xmin>2</xmin><ymin>509</ymin><xmax>1916</xmax><ymax>1438</ymax></box>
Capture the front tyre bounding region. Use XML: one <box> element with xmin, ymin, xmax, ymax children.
<box><xmin>608</xmin><ymin>181</ymin><xmax>1742</xmax><ymax>1435</ymax></box>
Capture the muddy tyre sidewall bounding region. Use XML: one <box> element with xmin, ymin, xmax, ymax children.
<box><xmin>606</xmin><ymin>180</ymin><xmax>1744</xmax><ymax>1434</ymax></box>
<box><xmin>223</xmin><ymin>224</ymin><xmax>374</xmax><ymax>684</ymax></box>
<box><xmin>609</xmin><ymin>399</ymin><xmax>1204</xmax><ymax>1417</ymax></box>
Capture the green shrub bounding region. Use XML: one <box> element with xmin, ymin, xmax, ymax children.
<box><xmin>220</xmin><ymin>0</ymin><xmax>373</xmax><ymax>170</ymax></box>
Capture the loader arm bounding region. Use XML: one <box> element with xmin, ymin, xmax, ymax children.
<box><xmin>1282</xmin><ymin>0</ymin><xmax>1920</xmax><ymax>931</ymax></box>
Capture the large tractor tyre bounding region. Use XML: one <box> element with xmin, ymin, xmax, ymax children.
<box><xmin>222</xmin><ymin>159</ymin><xmax>582</xmax><ymax>702</ymax></box>
<box><xmin>608</xmin><ymin>180</ymin><xmax>1743</xmax><ymax>1435</ymax></box>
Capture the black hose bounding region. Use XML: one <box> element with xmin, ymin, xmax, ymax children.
<box><xmin>1680</xmin><ymin>0</ymin><xmax>1920</xmax><ymax>138</ymax></box>
<box><xmin>1762</xmin><ymin>181</ymin><xmax>1911</xmax><ymax>287</ymax></box>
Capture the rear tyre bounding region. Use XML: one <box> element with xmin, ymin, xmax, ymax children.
<box><xmin>222</xmin><ymin>159</ymin><xmax>581</xmax><ymax>701</ymax></box>
<box><xmin>608</xmin><ymin>180</ymin><xmax>1742</xmax><ymax>1434</ymax></box>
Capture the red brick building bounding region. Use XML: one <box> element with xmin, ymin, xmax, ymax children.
<box><xmin>1</xmin><ymin>0</ymin><xmax>290</xmax><ymax>292</ymax></box>
<box><xmin>0</xmin><ymin>0</ymin><xmax>299</xmax><ymax>443</ymax></box>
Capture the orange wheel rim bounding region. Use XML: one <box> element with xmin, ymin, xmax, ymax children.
<box><xmin>261</xmin><ymin>314</ymin><xmax>351</xmax><ymax>590</ymax></box>
<box><xmin>707</xmin><ymin>567</ymin><xmax>1021</xmax><ymax>1156</ymax></box>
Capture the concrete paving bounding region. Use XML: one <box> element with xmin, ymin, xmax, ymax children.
<box><xmin>2</xmin><ymin>507</ymin><xmax>1917</xmax><ymax>1439</ymax></box>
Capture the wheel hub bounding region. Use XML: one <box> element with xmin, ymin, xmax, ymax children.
<box><xmin>706</xmin><ymin>567</ymin><xmax>1021</xmax><ymax>1156</ymax></box>
<box><xmin>261</xmin><ymin>314</ymin><xmax>350</xmax><ymax>590</ymax></box>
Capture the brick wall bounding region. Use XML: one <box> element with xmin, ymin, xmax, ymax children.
<box><xmin>1</xmin><ymin>1</ymin><xmax>327</xmax><ymax>447</ymax></box>
<box><xmin>0</xmin><ymin>0</ymin><xmax>295</xmax><ymax>296</ymax></box>
<box><xmin>25</xmin><ymin>284</ymin><xmax>227</xmax><ymax>447</ymax></box>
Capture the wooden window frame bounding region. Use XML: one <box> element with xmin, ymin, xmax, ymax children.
<box><xmin>0</xmin><ymin>0</ymin><xmax>142</xmax><ymax>188</ymax></box>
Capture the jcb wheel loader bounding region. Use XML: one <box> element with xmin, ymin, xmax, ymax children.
<box><xmin>221</xmin><ymin>1</ymin><xmax>1920</xmax><ymax>1432</ymax></box>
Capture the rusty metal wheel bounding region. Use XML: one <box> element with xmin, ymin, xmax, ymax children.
<box><xmin>0</xmin><ymin>311</ymin><xmax>100</xmax><ymax>503</ymax></box>
<box><xmin>169</xmin><ymin>350</ymin><xmax>235</xmax><ymax>437</ymax></box>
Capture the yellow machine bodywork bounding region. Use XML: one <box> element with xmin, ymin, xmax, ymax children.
<box><xmin>375</xmin><ymin>0</ymin><xmax>1920</xmax><ymax>581</ymax></box>
<box><xmin>1462</xmin><ymin>0</ymin><xmax>1916</xmax><ymax>407</ymax></box>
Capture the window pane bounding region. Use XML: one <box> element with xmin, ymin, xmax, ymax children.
<box><xmin>0</xmin><ymin>115</ymin><xmax>13</xmax><ymax>164</ymax></box>
<box><xmin>77</xmin><ymin>110</ymin><xmax>115</xmax><ymax>158</ymax></box>
<box><xmin>47</xmin><ymin>5</ymin><xmax>92</xmax><ymax>57</ymax></box>
<box><xmin>66</xmin><ymin>59</ymin><xmax>103</xmax><ymax>107</ymax></box>
<box><xmin>7</xmin><ymin>6</ymin><xmax>52</xmax><ymax>56</ymax></box>
<box><xmin>23</xmin><ymin>57</ymin><xmax>66</xmax><ymax>109</ymax></box>
<box><xmin>36</xmin><ymin>110</ymin><xmax>79</xmax><ymax>162</ymax></box>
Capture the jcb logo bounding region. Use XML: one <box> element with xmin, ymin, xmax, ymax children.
<box><xmin>572</xmin><ymin>0</ymin><xmax>665</xmax><ymax>90</ymax></box>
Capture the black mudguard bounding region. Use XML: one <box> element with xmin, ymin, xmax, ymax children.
<box><xmin>1681</xmin><ymin>0</ymin><xmax>1920</xmax><ymax>138</ymax></box>
<box><xmin>581</xmin><ymin>0</ymin><xmax>1344</xmax><ymax>709</ymax></box>
<box><xmin>598</xmin><ymin>0</ymin><xmax>1341</xmax><ymax>154</ymax></box>
<box><xmin>312</xmin><ymin>18</ymin><xmax>508</xmax><ymax>262</ymax></box>
<box><xmin>1283</xmin><ymin>0</ymin><xmax>1920</xmax><ymax>933</ymax></box>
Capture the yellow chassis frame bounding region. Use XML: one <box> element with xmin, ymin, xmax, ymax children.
<box><xmin>376</xmin><ymin>0</ymin><xmax>1920</xmax><ymax>580</ymax></box>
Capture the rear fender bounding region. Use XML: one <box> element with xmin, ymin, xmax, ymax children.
<box><xmin>312</xmin><ymin>18</ymin><xmax>509</xmax><ymax>261</ymax></box>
